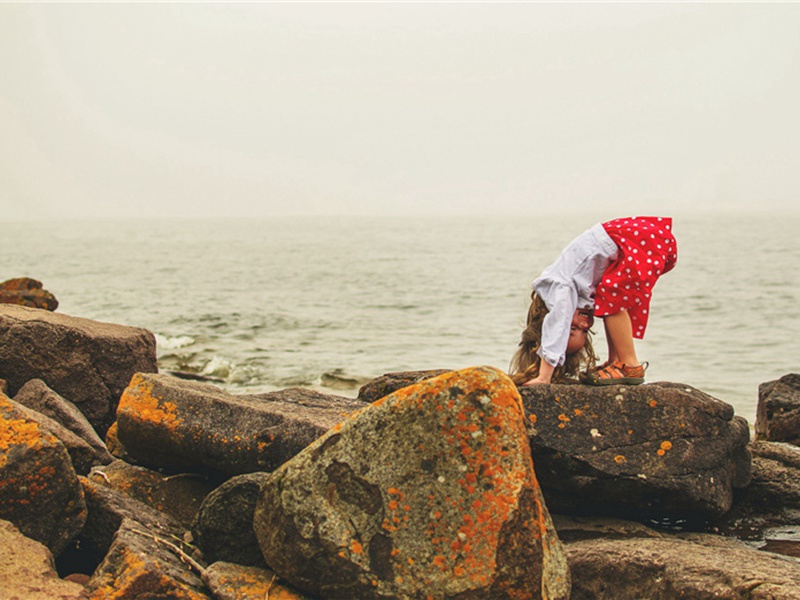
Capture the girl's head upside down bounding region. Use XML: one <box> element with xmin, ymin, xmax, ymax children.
<box><xmin>509</xmin><ymin>291</ymin><xmax>597</xmax><ymax>385</ymax></box>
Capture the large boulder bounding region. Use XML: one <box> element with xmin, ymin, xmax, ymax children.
<box><xmin>755</xmin><ymin>374</ymin><xmax>800</xmax><ymax>445</ymax></box>
<box><xmin>0</xmin><ymin>392</ymin><xmax>87</xmax><ymax>556</ymax></box>
<box><xmin>519</xmin><ymin>382</ymin><xmax>751</xmax><ymax>522</ymax></box>
<box><xmin>0</xmin><ymin>518</ymin><xmax>86</xmax><ymax>600</ymax></box>
<box><xmin>254</xmin><ymin>366</ymin><xmax>570</xmax><ymax>600</ymax></box>
<box><xmin>115</xmin><ymin>373</ymin><xmax>364</xmax><ymax>477</ymax></box>
<box><xmin>14</xmin><ymin>379</ymin><xmax>114</xmax><ymax>466</ymax></box>
<box><xmin>0</xmin><ymin>305</ymin><xmax>157</xmax><ymax>436</ymax></box>
<box><xmin>192</xmin><ymin>472</ymin><xmax>271</xmax><ymax>567</ymax></box>
<box><xmin>0</xmin><ymin>277</ymin><xmax>58</xmax><ymax>311</ymax></box>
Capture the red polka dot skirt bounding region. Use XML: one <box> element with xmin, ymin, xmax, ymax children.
<box><xmin>594</xmin><ymin>216</ymin><xmax>678</xmax><ymax>338</ymax></box>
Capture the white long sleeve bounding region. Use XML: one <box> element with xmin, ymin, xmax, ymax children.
<box><xmin>532</xmin><ymin>223</ymin><xmax>619</xmax><ymax>367</ymax></box>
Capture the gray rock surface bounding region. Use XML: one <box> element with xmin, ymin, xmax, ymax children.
<box><xmin>519</xmin><ymin>381</ymin><xmax>751</xmax><ymax>521</ymax></box>
<box><xmin>192</xmin><ymin>472</ymin><xmax>270</xmax><ymax>567</ymax></box>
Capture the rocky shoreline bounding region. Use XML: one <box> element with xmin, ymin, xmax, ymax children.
<box><xmin>2</xmin><ymin>292</ymin><xmax>800</xmax><ymax>599</ymax></box>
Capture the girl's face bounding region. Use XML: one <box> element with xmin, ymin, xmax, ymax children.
<box><xmin>566</xmin><ymin>310</ymin><xmax>591</xmax><ymax>354</ymax></box>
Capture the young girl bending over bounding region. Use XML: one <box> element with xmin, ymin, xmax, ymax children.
<box><xmin>509</xmin><ymin>216</ymin><xmax>677</xmax><ymax>386</ymax></box>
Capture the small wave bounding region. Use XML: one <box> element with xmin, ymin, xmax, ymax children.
<box><xmin>320</xmin><ymin>369</ymin><xmax>372</xmax><ymax>390</ymax></box>
<box><xmin>155</xmin><ymin>333</ymin><xmax>196</xmax><ymax>351</ymax></box>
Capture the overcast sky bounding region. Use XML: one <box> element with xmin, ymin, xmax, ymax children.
<box><xmin>2</xmin><ymin>3</ymin><xmax>799</xmax><ymax>220</ymax></box>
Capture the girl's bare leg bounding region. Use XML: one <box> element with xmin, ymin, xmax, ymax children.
<box><xmin>604</xmin><ymin>319</ymin><xmax>618</xmax><ymax>363</ymax></box>
<box><xmin>603</xmin><ymin>311</ymin><xmax>639</xmax><ymax>366</ymax></box>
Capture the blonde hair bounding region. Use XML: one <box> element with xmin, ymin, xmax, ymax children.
<box><xmin>509</xmin><ymin>291</ymin><xmax>597</xmax><ymax>385</ymax></box>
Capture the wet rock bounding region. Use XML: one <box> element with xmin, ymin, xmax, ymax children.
<box><xmin>0</xmin><ymin>393</ymin><xmax>87</xmax><ymax>556</ymax></box>
<box><xmin>192</xmin><ymin>472</ymin><xmax>271</xmax><ymax>567</ymax></box>
<box><xmin>519</xmin><ymin>382</ymin><xmax>751</xmax><ymax>522</ymax></box>
<box><xmin>14</xmin><ymin>379</ymin><xmax>114</xmax><ymax>466</ymax></box>
<box><xmin>0</xmin><ymin>305</ymin><xmax>157</xmax><ymax>436</ymax></box>
<box><xmin>116</xmin><ymin>373</ymin><xmax>364</xmax><ymax>477</ymax></box>
<box><xmin>10</xmin><ymin>396</ymin><xmax>97</xmax><ymax>475</ymax></box>
<box><xmin>566</xmin><ymin>531</ymin><xmax>800</xmax><ymax>599</ymax></box>
<box><xmin>202</xmin><ymin>562</ymin><xmax>312</xmax><ymax>600</ymax></box>
<box><xmin>84</xmin><ymin>518</ymin><xmax>210</xmax><ymax>600</ymax></box>
<box><xmin>0</xmin><ymin>518</ymin><xmax>87</xmax><ymax>600</ymax></box>
<box><xmin>0</xmin><ymin>277</ymin><xmax>58</xmax><ymax>311</ymax></box>
<box><xmin>254</xmin><ymin>366</ymin><xmax>570</xmax><ymax>600</ymax></box>
<box><xmin>88</xmin><ymin>460</ymin><xmax>217</xmax><ymax>529</ymax></box>
<box><xmin>357</xmin><ymin>369</ymin><xmax>450</xmax><ymax>403</ymax></box>
<box><xmin>756</xmin><ymin>374</ymin><xmax>800</xmax><ymax>445</ymax></box>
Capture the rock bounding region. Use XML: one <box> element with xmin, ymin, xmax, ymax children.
<box><xmin>84</xmin><ymin>518</ymin><xmax>210</xmax><ymax>600</ymax></box>
<box><xmin>713</xmin><ymin>441</ymin><xmax>800</xmax><ymax>536</ymax></box>
<box><xmin>519</xmin><ymin>382</ymin><xmax>751</xmax><ymax>522</ymax></box>
<box><xmin>10</xmin><ymin>396</ymin><xmax>98</xmax><ymax>475</ymax></box>
<box><xmin>0</xmin><ymin>392</ymin><xmax>87</xmax><ymax>556</ymax></box>
<box><xmin>192</xmin><ymin>472</ymin><xmax>271</xmax><ymax>567</ymax></box>
<box><xmin>756</xmin><ymin>374</ymin><xmax>800</xmax><ymax>445</ymax></box>
<box><xmin>0</xmin><ymin>277</ymin><xmax>58</xmax><ymax>311</ymax></box>
<box><xmin>202</xmin><ymin>562</ymin><xmax>312</xmax><ymax>600</ymax></box>
<box><xmin>254</xmin><ymin>366</ymin><xmax>570</xmax><ymax>600</ymax></box>
<box><xmin>357</xmin><ymin>369</ymin><xmax>450</xmax><ymax>403</ymax></box>
<box><xmin>552</xmin><ymin>513</ymin><xmax>664</xmax><ymax>543</ymax></box>
<box><xmin>78</xmin><ymin>474</ymin><xmax>188</xmax><ymax>566</ymax></box>
<box><xmin>87</xmin><ymin>460</ymin><xmax>218</xmax><ymax>529</ymax></box>
<box><xmin>14</xmin><ymin>379</ymin><xmax>114</xmax><ymax>466</ymax></box>
<box><xmin>104</xmin><ymin>421</ymin><xmax>129</xmax><ymax>461</ymax></box>
<box><xmin>0</xmin><ymin>305</ymin><xmax>158</xmax><ymax>436</ymax></box>
<box><xmin>116</xmin><ymin>373</ymin><xmax>364</xmax><ymax>477</ymax></box>
<box><xmin>0</xmin><ymin>518</ymin><xmax>87</xmax><ymax>600</ymax></box>
<box><xmin>566</xmin><ymin>531</ymin><xmax>800</xmax><ymax>599</ymax></box>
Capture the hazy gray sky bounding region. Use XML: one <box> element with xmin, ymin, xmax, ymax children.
<box><xmin>2</xmin><ymin>3</ymin><xmax>799</xmax><ymax>220</ymax></box>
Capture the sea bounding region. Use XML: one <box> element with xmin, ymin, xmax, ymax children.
<box><xmin>2</xmin><ymin>213</ymin><xmax>798</xmax><ymax>428</ymax></box>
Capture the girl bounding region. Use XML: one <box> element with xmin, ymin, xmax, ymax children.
<box><xmin>509</xmin><ymin>216</ymin><xmax>677</xmax><ymax>386</ymax></box>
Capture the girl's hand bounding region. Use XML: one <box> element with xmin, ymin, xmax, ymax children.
<box><xmin>523</xmin><ymin>361</ymin><xmax>555</xmax><ymax>385</ymax></box>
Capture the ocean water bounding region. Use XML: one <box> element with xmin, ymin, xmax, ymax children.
<box><xmin>2</xmin><ymin>213</ymin><xmax>798</xmax><ymax>426</ymax></box>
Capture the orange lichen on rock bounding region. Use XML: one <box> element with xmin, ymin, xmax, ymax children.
<box><xmin>207</xmin><ymin>564</ymin><xmax>311</xmax><ymax>600</ymax></box>
<box><xmin>0</xmin><ymin>394</ymin><xmax>55</xmax><ymax>468</ymax></box>
<box><xmin>117</xmin><ymin>375</ymin><xmax>179</xmax><ymax>432</ymax></box>
<box><xmin>254</xmin><ymin>366</ymin><xmax>568</xmax><ymax>599</ymax></box>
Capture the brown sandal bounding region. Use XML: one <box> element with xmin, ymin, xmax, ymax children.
<box><xmin>581</xmin><ymin>361</ymin><xmax>648</xmax><ymax>386</ymax></box>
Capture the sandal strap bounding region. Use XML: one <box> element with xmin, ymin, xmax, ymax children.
<box><xmin>594</xmin><ymin>361</ymin><xmax>628</xmax><ymax>380</ymax></box>
<box><xmin>594</xmin><ymin>361</ymin><xmax>646</xmax><ymax>380</ymax></box>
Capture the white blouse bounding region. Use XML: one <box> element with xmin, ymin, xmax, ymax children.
<box><xmin>532</xmin><ymin>223</ymin><xmax>619</xmax><ymax>367</ymax></box>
